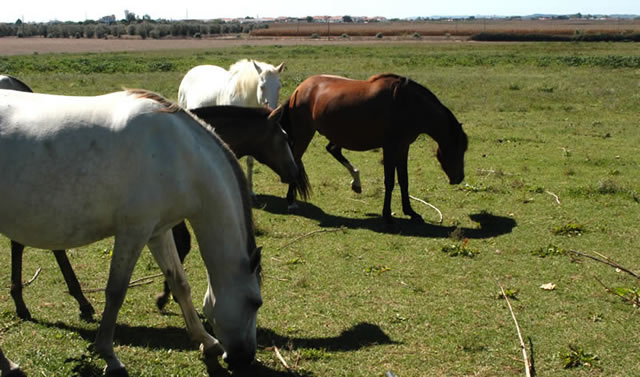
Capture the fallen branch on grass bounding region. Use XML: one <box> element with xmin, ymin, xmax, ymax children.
<box><xmin>499</xmin><ymin>282</ymin><xmax>534</xmax><ymax>377</ymax></box>
<box><xmin>593</xmin><ymin>276</ymin><xmax>640</xmax><ymax>307</ymax></box>
<box><xmin>80</xmin><ymin>271</ymin><xmax>173</xmax><ymax>293</ymax></box>
<box><xmin>545</xmin><ymin>190</ymin><xmax>561</xmax><ymax>205</ymax></box>
<box><xmin>409</xmin><ymin>195</ymin><xmax>443</xmax><ymax>224</ymax></box>
<box><xmin>271</xmin><ymin>345</ymin><xmax>299</xmax><ymax>376</ymax></box>
<box><xmin>568</xmin><ymin>250</ymin><xmax>639</xmax><ymax>280</ymax></box>
<box><xmin>23</xmin><ymin>267</ymin><xmax>42</xmax><ymax>287</ymax></box>
<box><xmin>278</xmin><ymin>228</ymin><xmax>344</xmax><ymax>251</ymax></box>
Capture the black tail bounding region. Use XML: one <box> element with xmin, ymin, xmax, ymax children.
<box><xmin>293</xmin><ymin>161</ymin><xmax>311</xmax><ymax>201</ymax></box>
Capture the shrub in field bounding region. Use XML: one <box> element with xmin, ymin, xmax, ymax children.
<box><xmin>552</xmin><ymin>222</ymin><xmax>585</xmax><ymax>236</ymax></box>
<box><xmin>561</xmin><ymin>345</ymin><xmax>598</xmax><ymax>369</ymax></box>
<box><xmin>311</xmin><ymin>33</ymin><xmax>320</xmax><ymax>39</ymax></box>
<box><xmin>412</xmin><ymin>32</ymin><xmax>421</xmax><ymax>39</ymax></box>
<box><xmin>376</xmin><ymin>32</ymin><xmax>384</xmax><ymax>39</ymax></box>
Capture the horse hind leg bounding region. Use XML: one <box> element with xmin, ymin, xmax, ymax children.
<box><xmin>156</xmin><ymin>222</ymin><xmax>191</xmax><ymax>311</ymax></box>
<box><xmin>326</xmin><ymin>143</ymin><xmax>361</xmax><ymax>193</ymax></box>
<box><xmin>9</xmin><ymin>241</ymin><xmax>31</xmax><ymax>321</ymax></box>
<box><xmin>52</xmin><ymin>250</ymin><xmax>95</xmax><ymax>321</ymax></box>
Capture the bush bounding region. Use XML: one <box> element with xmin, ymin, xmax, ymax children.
<box><xmin>376</xmin><ymin>32</ymin><xmax>383</xmax><ymax>39</ymax></box>
<box><xmin>193</xmin><ymin>32</ymin><xmax>201</xmax><ymax>39</ymax></box>
<box><xmin>412</xmin><ymin>32</ymin><xmax>421</xmax><ymax>39</ymax></box>
<box><xmin>311</xmin><ymin>33</ymin><xmax>320</xmax><ymax>39</ymax></box>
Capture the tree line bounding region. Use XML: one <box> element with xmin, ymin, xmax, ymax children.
<box><xmin>1</xmin><ymin>17</ymin><xmax>268</xmax><ymax>39</ymax></box>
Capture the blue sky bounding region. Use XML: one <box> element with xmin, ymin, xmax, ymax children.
<box><xmin>3</xmin><ymin>0</ymin><xmax>639</xmax><ymax>23</ymax></box>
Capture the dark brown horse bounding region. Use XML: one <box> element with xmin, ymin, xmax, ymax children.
<box><xmin>274</xmin><ymin>73</ymin><xmax>468</xmax><ymax>224</ymax></box>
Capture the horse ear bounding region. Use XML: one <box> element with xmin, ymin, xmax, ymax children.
<box><xmin>250</xmin><ymin>247</ymin><xmax>262</xmax><ymax>273</ymax></box>
<box><xmin>276</xmin><ymin>62</ymin><xmax>285</xmax><ymax>73</ymax></box>
<box><xmin>253</xmin><ymin>61</ymin><xmax>263</xmax><ymax>75</ymax></box>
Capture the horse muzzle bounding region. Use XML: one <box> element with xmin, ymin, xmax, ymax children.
<box><xmin>222</xmin><ymin>347</ymin><xmax>256</xmax><ymax>370</ymax></box>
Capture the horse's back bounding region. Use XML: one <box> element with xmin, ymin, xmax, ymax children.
<box><xmin>290</xmin><ymin>75</ymin><xmax>398</xmax><ymax>150</ymax></box>
<box><xmin>178</xmin><ymin>65</ymin><xmax>229</xmax><ymax>109</ymax></box>
<box><xmin>0</xmin><ymin>90</ymin><xmax>213</xmax><ymax>249</ymax></box>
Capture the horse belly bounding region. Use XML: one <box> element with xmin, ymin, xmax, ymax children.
<box><xmin>313</xmin><ymin>107</ymin><xmax>386</xmax><ymax>151</ymax></box>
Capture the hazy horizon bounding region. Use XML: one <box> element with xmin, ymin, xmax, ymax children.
<box><xmin>3</xmin><ymin>0</ymin><xmax>639</xmax><ymax>23</ymax></box>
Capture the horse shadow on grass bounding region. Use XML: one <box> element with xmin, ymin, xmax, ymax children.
<box><xmin>255</xmin><ymin>194</ymin><xmax>517</xmax><ymax>239</ymax></box>
<box><xmin>35</xmin><ymin>320</ymin><xmax>393</xmax><ymax>377</ymax></box>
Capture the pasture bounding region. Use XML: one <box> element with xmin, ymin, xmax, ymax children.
<box><xmin>1</xmin><ymin>41</ymin><xmax>639</xmax><ymax>376</ymax></box>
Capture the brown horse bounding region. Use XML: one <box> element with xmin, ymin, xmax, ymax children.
<box><xmin>274</xmin><ymin>73</ymin><xmax>468</xmax><ymax>224</ymax></box>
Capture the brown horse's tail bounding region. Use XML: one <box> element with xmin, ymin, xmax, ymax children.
<box><xmin>294</xmin><ymin>160</ymin><xmax>311</xmax><ymax>201</ymax></box>
<box><xmin>274</xmin><ymin>97</ymin><xmax>312</xmax><ymax>202</ymax></box>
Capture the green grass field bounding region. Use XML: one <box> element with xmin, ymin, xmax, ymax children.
<box><xmin>1</xmin><ymin>42</ymin><xmax>639</xmax><ymax>376</ymax></box>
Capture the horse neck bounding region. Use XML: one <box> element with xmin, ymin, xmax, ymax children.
<box><xmin>229</xmin><ymin>69</ymin><xmax>260</xmax><ymax>107</ymax></box>
<box><xmin>216</xmin><ymin>121</ymin><xmax>266</xmax><ymax>158</ymax></box>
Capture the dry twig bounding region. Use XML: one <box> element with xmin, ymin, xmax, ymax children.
<box><xmin>81</xmin><ymin>271</ymin><xmax>169</xmax><ymax>293</ymax></box>
<box><xmin>568</xmin><ymin>250</ymin><xmax>639</xmax><ymax>280</ymax></box>
<box><xmin>593</xmin><ymin>276</ymin><xmax>640</xmax><ymax>307</ymax></box>
<box><xmin>499</xmin><ymin>282</ymin><xmax>533</xmax><ymax>377</ymax></box>
<box><xmin>23</xmin><ymin>267</ymin><xmax>42</xmax><ymax>287</ymax></box>
<box><xmin>545</xmin><ymin>190</ymin><xmax>561</xmax><ymax>205</ymax></box>
<box><xmin>409</xmin><ymin>195</ymin><xmax>443</xmax><ymax>224</ymax></box>
<box><xmin>272</xmin><ymin>345</ymin><xmax>299</xmax><ymax>376</ymax></box>
<box><xmin>278</xmin><ymin>228</ymin><xmax>344</xmax><ymax>251</ymax></box>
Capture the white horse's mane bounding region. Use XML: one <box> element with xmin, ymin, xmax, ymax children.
<box><xmin>228</xmin><ymin>59</ymin><xmax>278</xmax><ymax>102</ymax></box>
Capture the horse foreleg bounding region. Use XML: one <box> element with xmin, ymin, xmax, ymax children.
<box><xmin>52</xmin><ymin>250</ymin><xmax>95</xmax><ymax>321</ymax></box>
<box><xmin>0</xmin><ymin>346</ymin><xmax>26</xmax><ymax>377</ymax></box>
<box><xmin>9</xmin><ymin>241</ymin><xmax>30</xmax><ymax>321</ymax></box>
<box><xmin>246</xmin><ymin>157</ymin><xmax>257</xmax><ymax>201</ymax></box>
<box><xmin>94</xmin><ymin>229</ymin><xmax>149</xmax><ymax>376</ymax></box>
<box><xmin>147</xmin><ymin>230</ymin><xmax>222</xmax><ymax>359</ymax></box>
<box><xmin>382</xmin><ymin>147</ymin><xmax>397</xmax><ymax>224</ymax></box>
<box><xmin>396</xmin><ymin>145</ymin><xmax>423</xmax><ymax>223</ymax></box>
<box><xmin>156</xmin><ymin>222</ymin><xmax>192</xmax><ymax>311</ymax></box>
<box><xmin>326</xmin><ymin>142</ymin><xmax>361</xmax><ymax>193</ymax></box>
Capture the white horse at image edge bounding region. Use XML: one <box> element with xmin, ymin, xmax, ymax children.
<box><xmin>0</xmin><ymin>88</ymin><xmax>262</xmax><ymax>376</ymax></box>
<box><xmin>178</xmin><ymin>59</ymin><xmax>285</xmax><ymax>198</ymax></box>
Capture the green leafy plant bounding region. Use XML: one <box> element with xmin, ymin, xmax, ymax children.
<box><xmin>561</xmin><ymin>344</ymin><xmax>598</xmax><ymax>368</ymax></box>
<box><xmin>497</xmin><ymin>288</ymin><xmax>519</xmax><ymax>300</ymax></box>
<box><xmin>531</xmin><ymin>244</ymin><xmax>567</xmax><ymax>257</ymax></box>
<box><xmin>441</xmin><ymin>240</ymin><xmax>479</xmax><ymax>258</ymax></box>
<box><xmin>364</xmin><ymin>265</ymin><xmax>390</xmax><ymax>275</ymax></box>
<box><xmin>552</xmin><ymin>223</ymin><xmax>585</xmax><ymax>236</ymax></box>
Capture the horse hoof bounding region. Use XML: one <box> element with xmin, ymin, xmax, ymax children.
<box><xmin>351</xmin><ymin>183</ymin><xmax>362</xmax><ymax>194</ymax></box>
<box><xmin>16</xmin><ymin>308</ymin><xmax>32</xmax><ymax>321</ymax></box>
<box><xmin>104</xmin><ymin>367</ymin><xmax>129</xmax><ymax>377</ymax></box>
<box><xmin>80</xmin><ymin>304</ymin><xmax>96</xmax><ymax>322</ymax></box>
<box><xmin>410</xmin><ymin>214</ymin><xmax>425</xmax><ymax>224</ymax></box>
<box><xmin>5</xmin><ymin>368</ymin><xmax>28</xmax><ymax>377</ymax></box>
<box><xmin>155</xmin><ymin>293</ymin><xmax>169</xmax><ymax>311</ymax></box>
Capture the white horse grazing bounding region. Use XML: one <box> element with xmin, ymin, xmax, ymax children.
<box><xmin>0</xmin><ymin>89</ymin><xmax>262</xmax><ymax>375</ymax></box>
<box><xmin>178</xmin><ymin>59</ymin><xmax>285</xmax><ymax>198</ymax></box>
